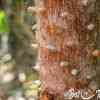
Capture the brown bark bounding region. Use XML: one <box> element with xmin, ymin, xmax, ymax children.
<box><xmin>31</xmin><ymin>0</ymin><xmax>100</xmax><ymax>99</ymax></box>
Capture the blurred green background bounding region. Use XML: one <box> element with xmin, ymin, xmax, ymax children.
<box><xmin>0</xmin><ymin>0</ymin><xmax>39</xmax><ymax>100</ymax></box>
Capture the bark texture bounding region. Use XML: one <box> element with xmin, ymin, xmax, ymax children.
<box><xmin>33</xmin><ymin>0</ymin><xmax>100</xmax><ymax>99</ymax></box>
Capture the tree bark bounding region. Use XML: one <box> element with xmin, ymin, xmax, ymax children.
<box><xmin>31</xmin><ymin>0</ymin><xmax>100</xmax><ymax>99</ymax></box>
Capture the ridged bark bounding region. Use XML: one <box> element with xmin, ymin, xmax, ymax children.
<box><xmin>33</xmin><ymin>0</ymin><xmax>100</xmax><ymax>99</ymax></box>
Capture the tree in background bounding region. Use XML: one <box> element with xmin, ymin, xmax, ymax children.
<box><xmin>0</xmin><ymin>0</ymin><xmax>39</xmax><ymax>100</ymax></box>
<box><xmin>5</xmin><ymin>0</ymin><xmax>39</xmax><ymax>75</ymax></box>
<box><xmin>28</xmin><ymin>0</ymin><xmax>100</xmax><ymax>99</ymax></box>
<box><xmin>0</xmin><ymin>0</ymin><xmax>10</xmax><ymax>56</ymax></box>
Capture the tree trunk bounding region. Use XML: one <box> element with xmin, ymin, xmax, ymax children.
<box><xmin>30</xmin><ymin>0</ymin><xmax>100</xmax><ymax>99</ymax></box>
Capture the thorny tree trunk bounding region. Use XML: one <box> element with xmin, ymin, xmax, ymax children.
<box><xmin>30</xmin><ymin>0</ymin><xmax>100</xmax><ymax>99</ymax></box>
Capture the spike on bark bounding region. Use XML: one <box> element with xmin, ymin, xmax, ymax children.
<box><xmin>27</xmin><ymin>6</ymin><xmax>46</xmax><ymax>15</ymax></box>
<box><xmin>92</xmin><ymin>50</ymin><xmax>100</xmax><ymax>57</ymax></box>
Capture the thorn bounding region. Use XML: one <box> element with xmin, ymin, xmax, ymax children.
<box><xmin>33</xmin><ymin>64</ymin><xmax>40</xmax><ymax>71</ymax></box>
<box><xmin>82</xmin><ymin>0</ymin><xmax>89</xmax><ymax>6</ymax></box>
<box><xmin>60</xmin><ymin>61</ymin><xmax>69</xmax><ymax>67</ymax></box>
<box><xmin>86</xmin><ymin>70</ymin><xmax>96</xmax><ymax>80</ymax></box>
<box><xmin>86</xmin><ymin>75</ymin><xmax>92</xmax><ymax>80</ymax></box>
<box><xmin>31</xmin><ymin>43</ymin><xmax>39</xmax><ymax>49</ymax></box>
<box><xmin>60</xmin><ymin>12</ymin><xmax>68</xmax><ymax>17</ymax></box>
<box><xmin>40</xmin><ymin>42</ymin><xmax>58</xmax><ymax>51</ymax></box>
<box><xmin>71</xmin><ymin>69</ymin><xmax>79</xmax><ymax>76</ymax></box>
<box><xmin>87</xmin><ymin>24</ymin><xmax>95</xmax><ymax>31</ymax></box>
<box><xmin>27</xmin><ymin>6</ymin><xmax>46</xmax><ymax>14</ymax></box>
<box><xmin>92</xmin><ymin>50</ymin><xmax>100</xmax><ymax>57</ymax></box>
<box><xmin>32</xmin><ymin>24</ymin><xmax>37</xmax><ymax>31</ymax></box>
<box><xmin>46</xmin><ymin>44</ymin><xmax>57</xmax><ymax>51</ymax></box>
